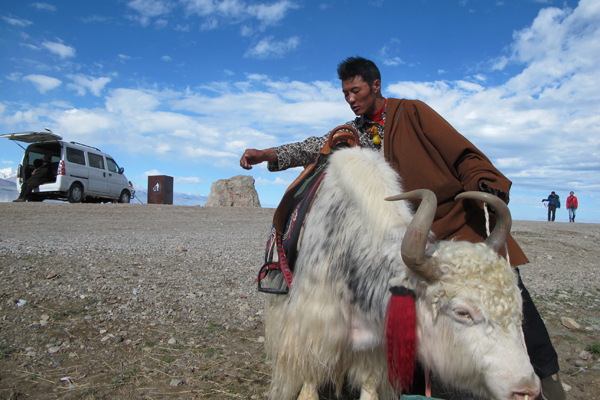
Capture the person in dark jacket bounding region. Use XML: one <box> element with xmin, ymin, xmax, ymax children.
<box><xmin>13</xmin><ymin>154</ymin><xmax>54</xmax><ymax>202</ymax></box>
<box><xmin>543</xmin><ymin>191</ymin><xmax>560</xmax><ymax>222</ymax></box>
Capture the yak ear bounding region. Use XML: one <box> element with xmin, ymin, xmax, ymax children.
<box><xmin>386</xmin><ymin>189</ymin><xmax>440</xmax><ymax>281</ymax></box>
<box><xmin>454</xmin><ymin>192</ymin><xmax>511</xmax><ymax>253</ymax></box>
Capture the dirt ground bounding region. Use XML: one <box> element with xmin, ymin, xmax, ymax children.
<box><xmin>0</xmin><ymin>204</ymin><xmax>598</xmax><ymax>399</ymax></box>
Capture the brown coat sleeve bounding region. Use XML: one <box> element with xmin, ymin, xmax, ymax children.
<box><xmin>383</xmin><ymin>98</ymin><xmax>528</xmax><ymax>266</ymax></box>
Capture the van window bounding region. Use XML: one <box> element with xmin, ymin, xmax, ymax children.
<box><xmin>88</xmin><ymin>153</ymin><xmax>105</xmax><ymax>169</ymax></box>
<box><xmin>106</xmin><ymin>158</ymin><xmax>119</xmax><ymax>173</ymax></box>
<box><xmin>67</xmin><ymin>147</ymin><xmax>86</xmax><ymax>165</ymax></box>
<box><xmin>26</xmin><ymin>152</ymin><xmax>46</xmax><ymax>165</ymax></box>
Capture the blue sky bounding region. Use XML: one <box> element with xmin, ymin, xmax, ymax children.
<box><xmin>1</xmin><ymin>0</ymin><xmax>599</xmax><ymax>222</ymax></box>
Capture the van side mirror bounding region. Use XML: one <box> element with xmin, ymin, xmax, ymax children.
<box><xmin>119</xmin><ymin>167</ymin><xmax>124</xmax><ymax>174</ymax></box>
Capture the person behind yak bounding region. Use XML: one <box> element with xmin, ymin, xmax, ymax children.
<box><xmin>543</xmin><ymin>191</ymin><xmax>560</xmax><ymax>222</ymax></box>
<box><xmin>240</xmin><ymin>56</ymin><xmax>566</xmax><ymax>400</ymax></box>
<box><xmin>566</xmin><ymin>191</ymin><xmax>578</xmax><ymax>222</ymax></box>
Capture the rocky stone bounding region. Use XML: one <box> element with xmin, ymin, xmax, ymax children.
<box><xmin>569</xmin><ymin>359</ymin><xmax>586</xmax><ymax>367</ymax></box>
<box><xmin>560</xmin><ymin>317</ymin><xmax>581</xmax><ymax>330</ymax></box>
<box><xmin>205</xmin><ymin>175</ymin><xmax>261</xmax><ymax>207</ymax></box>
<box><xmin>170</xmin><ymin>378</ymin><xmax>183</xmax><ymax>387</ymax></box>
<box><xmin>579</xmin><ymin>350</ymin><xmax>591</xmax><ymax>360</ymax></box>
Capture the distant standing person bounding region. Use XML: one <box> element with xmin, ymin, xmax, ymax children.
<box><xmin>542</xmin><ymin>191</ymin><xmax>560</xmax><ymax>222</ymax></box>
<box><xmin>567</xmin><ymin>191</ymin><xmax>578</xmax><ymax>222</ymax></box>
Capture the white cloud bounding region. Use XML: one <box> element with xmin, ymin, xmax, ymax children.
<box><xmin>6</xmin><ymin>72</ymin><xmax>22</xmax><ymax>82</ymax></box>
<box><xmin>144</xmin><ymin>169</ymin><xmax>162</xmax><ymax>176</ymax></box>
<box><xmin>2</xmin><ymin>16</ymin><xmax>33</xmax><ymax>27</ymax></box>
<box><xmin>255</xmin><ymin>176</ymin><xmax>292</xmax><ymax>187</ymax></box>
<box><xmin>161</xmin><ymin>55</ymin><xmax>172</xmax><ymax>61</ymax></box>
<box><xmin>2</xmin><ymin>0</ymin><xmax>598</xmax><ymax>208</ymax></box>
<box><xmin>386</xmin><ymin>0</ymin><xmax>600</xmax><ymax>198</ymax></box>
<box><xmin>246</xmin><ymin>1</ymin><xmax>299</xmax><ymax>24</ymax></box>
<box><xmin>42</xmin><ymin>41</ymin><xmax>76</xmax><ymax>58</ymax></box>
<box><xmin>67</xmin><ymin>74</ymin><xmax>112</xmax><ymax>96</ymax></box>
<box><xmin>244</xmin><ymin>36</ymin><xmax>299</xmax><ymax>59</ymax></box>
<box><xmin>175</xmin><ymin>23</ymin><xmax>190</xmax><ymax>31</ymax></box>
<box><xmin>175</xmin><ymin>176</ymin><xmax>201</xmax><ymax>184</ymax></box>
<box><xmin>182</xmin><ymin>0</ymin><xmax>297</xmax><ymax>30</ymax></box>
<box><xmin>105</xmin><ymin>88</ymin><xmax>161</xmax><ymax>114</ymax></box>
<box><xmin>23</xmin><ymin>74</ymin><xmax>62</xmax><ymax>93</ymax></box>
<box><xmin>127</xmin><ymin>0</ymin><xmax>171</xmax><ymax>26</ymax></box>
<box><xmin>31</xmin><ymin>2</ymin><xmax>57</xmax><ymax>11</ymax></box>
<box><xmin>383</xmin><ymin>57</ymin><xmax>404</xmax><ymax>67</ymax></box>
<box><xmin>20</xmin><ymin>43</ymin><xmax>40</xmax><ymax>51</ymax></box>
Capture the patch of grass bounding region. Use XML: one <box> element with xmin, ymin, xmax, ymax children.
<box><xmin>561</xmin><ymin>335</ymin><xmax>579</xmax><ymax>343</ymax></box>
<box><xmin>124</xmin><ymin>369</ymin><xmax>138</xmax><ymax>377</ymax></box>
<box><xmin>207</xmin><ymin>322</ymin><xmax>223</xmax><ymax>331</ymax></box>
<box><xmin>83</xmin><ymin>297</ymin><xmax>100</xmax><ymax>307</ymax></box>
<box><xmin>145</xmin><ymin>341</ymin><xmax>156</xmax><ymax>347</ymax></box>
<box><xmin>203</xmin><ymin>347</ymin><xmax>215</xmax><ymax>358</ymax></box>
<box><xmin>586</xmin><ymin>342</ymin><xmax>600</xmax><ymax>356</ymax></box>
<box><xmin>80</xmin><ymin>388</ymin><xmax>98</xmax><ymax>399</ymax></box>
<box><xmin>163</xmin><ymin>356</ymin><xmax>175</xmax><ymax>364</ymax></box>
<box><xmin>172</xmin><ymin>344</ymin><xmax>185</xmax><ymax>350</ymax></box>
<box><xmin>0</xmin><ymin>345</ymin><xmax>16</xmax><ymax>360</ymax></box>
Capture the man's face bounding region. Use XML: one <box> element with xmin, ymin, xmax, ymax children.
<box><xmin>342</xmin><ymin>75</ymin><xmax>380</xmax><ymax>116</ymax></box>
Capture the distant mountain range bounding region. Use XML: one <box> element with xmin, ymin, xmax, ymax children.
<box><xmin>0</xmin><ymin>176</ymin><xmax>207</xmax><ymax>206</ymax></box>
<box><xmin>0</xmin><ymin>167</ymin><xmax>16</xmax><ymax>180</ymax></box>
<box><xmin>131</xmin><ymin>189</ymin><xmax>207</xmax><ymax>206</ymax></box>
<box><xmin>0</xmin><ymin>175</ymin><xmax>17</xmax><ymax>190</ymax></box>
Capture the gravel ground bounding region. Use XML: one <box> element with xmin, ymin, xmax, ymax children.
<box><xmin>0</xmin><ymin>203</ymin><xmax>598</xmax><ymax>400</ymax></box>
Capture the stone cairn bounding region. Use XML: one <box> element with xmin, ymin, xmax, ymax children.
<box><xmin>205</xmin><ymin>175</ymin><xmax>261</xmax><ymax>207</ymax></box>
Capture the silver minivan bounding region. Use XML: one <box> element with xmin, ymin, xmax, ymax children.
<box><xmin>1</xmin><ymin>129</ymin><xmax>134</xmax><ymax>203</ymax></box>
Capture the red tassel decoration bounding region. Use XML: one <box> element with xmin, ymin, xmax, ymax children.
<box><xmin>386</xmin><ymin>286</ymin><xmax>417</xmax><ymax>392</ymax></box>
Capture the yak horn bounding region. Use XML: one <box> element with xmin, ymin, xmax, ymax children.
<box><xmin>385</xmin><ymin>189</ymin><xmax>439</xmax><ymax>281</ymax></box>
<box><xmin>454</xmin><ymin>192</ymin><xmax>512</xmax><ymax>253</ymax></box>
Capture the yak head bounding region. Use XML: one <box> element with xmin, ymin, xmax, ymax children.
<box><xmin>387</xmin><ymin>190</ymin><xmax>541</xmax><ymax>400</ymax></box>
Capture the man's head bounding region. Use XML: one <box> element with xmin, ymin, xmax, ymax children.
<box><xmin>551</xmin><ymin>191</ymin><xmax>555</xmax><ymax>195</ymax></box>
<box><xmin>337</xmin><ymin>57</ymin><xmax>385</xmax><ymax>116</ymax></box>
<box><xmin>570</xmin><ymin>191</ymin><xmax>574</xmax><ymax>196</ymax></box>
<box><xmin>42</xmin><ymin>154</ymin><xmax>52</xmax><ymax>162</ymax></box>
<box><xmin>337</xmin><ymin>57</ymin><xmax>381</xmax><ymax>87</ymax></box>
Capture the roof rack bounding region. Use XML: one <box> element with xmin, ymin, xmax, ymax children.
<box><xmin>70</xmin><ymin>141</ymin><xmax>101</xmax><ymax>152</ymax></box>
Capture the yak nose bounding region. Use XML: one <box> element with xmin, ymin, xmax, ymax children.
<box><xmin>512</xmin><ymin>388</ymin><xmax>540</xmax><ymax>400</ymax></box>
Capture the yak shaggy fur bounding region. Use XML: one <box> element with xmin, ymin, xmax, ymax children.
<box><xmin>264</xmin><ymin>147</ymin><xmax>534</xmax><ymax>400</ymax></box>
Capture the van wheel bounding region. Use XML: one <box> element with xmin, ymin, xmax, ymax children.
<box><xmin>68</xmin><ymin>183</ymin><xmax>83</xmax><ymax>203</ymax></box>
<box><xmin>119</xmin><ymin>190</ymin><xmax>131</xmax><ymax>203</ymax></box>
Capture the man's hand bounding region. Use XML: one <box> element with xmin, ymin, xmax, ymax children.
<box><xmin>240</xmin><ymin>148</ymin><xmax>277</xmax><ymax>170</ymax></box>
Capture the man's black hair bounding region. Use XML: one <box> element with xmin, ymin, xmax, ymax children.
<box><xmin>337</xmin><ymin>57</ymin><xmax>381</xmax><ymax>87</ymax></box>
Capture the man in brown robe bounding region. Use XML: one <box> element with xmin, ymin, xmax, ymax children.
<box><xmin>240</xmin><ymin>57</ymin><xmax>564</xmax><ymax>400</ymax></box>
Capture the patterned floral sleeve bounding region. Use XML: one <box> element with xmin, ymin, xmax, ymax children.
<box><xmin>267</xmin><ymin>134</ymin><xmax>329</xmax><ymax>171</ymax></box>
<box><xmin>267</xmin><ymin>116</ymin><xmax>385</xmax><ymax>172</ymax></box>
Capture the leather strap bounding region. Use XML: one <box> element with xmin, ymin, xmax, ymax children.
<box><xmin>273</xmin><ymin>125</ymin><xmax>360</xmax><ymax>234</ymax></box>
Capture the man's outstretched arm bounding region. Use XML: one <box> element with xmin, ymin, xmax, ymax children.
<box><xmin>240</xmin><ymin>148</ymin><xmax>277</xmax><ymax>170</ymax></box>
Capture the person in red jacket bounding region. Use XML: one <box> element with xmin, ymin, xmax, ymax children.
<box><xmin>567</xmin><ymin>191</ymin><xmax>578</xmax><ymax>222</ymax></box>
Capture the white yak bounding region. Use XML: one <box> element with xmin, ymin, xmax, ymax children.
<box><xmin>264</xmin><ymin>147</ymin><xmax>540</xmax><ymax>400</ymax></box>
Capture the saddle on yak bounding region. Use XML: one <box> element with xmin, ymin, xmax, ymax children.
<box><xmin>257</xmin><ymin>125</ymin><xmax>361</xmax><ymax>295</ymax></box>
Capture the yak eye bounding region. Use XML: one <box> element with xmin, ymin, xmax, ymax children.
<box><xmin>455</xmin><ymin>309</ymin><xmax>473</xmax><ymax>321</ymax></box>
